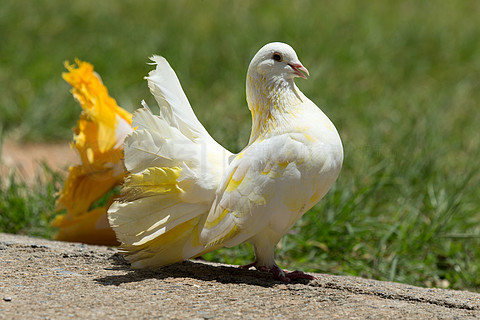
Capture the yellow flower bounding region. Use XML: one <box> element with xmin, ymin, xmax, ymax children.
<box><xmin>63</xmin><ymin>59</ymin><xmax>132</xmax><ymax>152</ymax></box>
<box><xmin>52</xmin><ymin>59</ymin><xmax>132</xmax><ymax>246</ymax></box>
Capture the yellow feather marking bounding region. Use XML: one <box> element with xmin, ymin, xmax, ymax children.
<box><xmin>268</xmin><ymin>161</ymin><xmax>288</xmax><ymax>179</ymax></box>
<box><xmin>309</xmin><ymin>189</ymin><xmax>324</xmax><ymax>206</ymax></box>
<box><xmin>204</xmin><ymin>209</ymin><xmax>229</xmax><ymax>229</ymax></box>
<box><xmin>261</xmin><ymin>168</ymin><xmax>271</xmax><ymax>175</ymax></box>
<box><xmin>260</xmin><ymin>161</ymin><xmax>273</xmax><ymax>175</ymax></box>
<box><xmin>123</xmin><ymin>167</ymin><xmax>182</xmax><ymax>200</ymax></box>
<box><xmin>129</xmin><ymin>218</ymin><xmax>195</xmax><ymax>250</ymax></box>
<box><xmin>235</xmin><ymin>151</ymin><xmax>245</xmax><ymax>160</ymax></box>
<box><xmin>225</xmin><ymin>176</ymin><xmax>244</xmax><ymax>193</ymax></box>
<box><xmin>277</xmin><ymin>160</ymin><xmax>290</xmax><ymax>169</ymax></box>
<box><xmin>303</xmin><ymin>132</ymin><xmax>314</xmax><ymax>142</ymax></box>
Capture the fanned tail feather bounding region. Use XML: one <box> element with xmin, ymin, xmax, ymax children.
<box><xmin>146</xmin><ymin>55</ymin><xmax>209</xmax><ymax>140</ymax></box>
<box><xmin>108</xmin><ymin>57</ymin><xmax>232</xmax><ymax>268</ymax></box>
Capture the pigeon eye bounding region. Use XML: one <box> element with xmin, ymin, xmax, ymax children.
<box><xmin>272</xmin><ymin>53</ymin><xmax>283</xmax><ymax>62</ymax></box>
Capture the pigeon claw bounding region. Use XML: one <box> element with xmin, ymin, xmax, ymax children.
<box><xmin>239</xmin><ymin>261</ymin><xmax>316</xmax><ymax>282</ymax></box>
<box><xmin>269</xmin><ymin>265</ymin><xmax>317</xmax><ymax>282</ymax></box>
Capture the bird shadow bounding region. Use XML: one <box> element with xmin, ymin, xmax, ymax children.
<box><xmin>95</xmin><ymin>253</ymin><xmax>311</xmax><ymax>288</ymax></box>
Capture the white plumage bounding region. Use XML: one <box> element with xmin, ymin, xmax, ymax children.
<box><xmin>108</xmin><ymin>42</ymin><xmax>343</xmax><ymax>281</ymax></box>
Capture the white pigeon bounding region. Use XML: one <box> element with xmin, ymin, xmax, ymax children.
<box><xmin>108</xmin><ymin>42</ymin><xmax>343</xmax><ymax>281</ymax></box>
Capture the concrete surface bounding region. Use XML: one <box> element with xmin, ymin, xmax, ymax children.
<box><xmin>1</xmin><ymin>233</ymin><xmax>479</xmax><ymax>319</ymax></box>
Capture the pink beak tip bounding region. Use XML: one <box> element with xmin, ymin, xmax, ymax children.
<box><xmin>290</xmin><ymin>63</ymin><xmax>309</xmax><ymax>79</ymax></box>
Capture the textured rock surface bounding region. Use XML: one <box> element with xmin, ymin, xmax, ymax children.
<box><xmin>1</xmin><ymin>233</ymin><xmax>479</xmax><ymax>319</ymax></box>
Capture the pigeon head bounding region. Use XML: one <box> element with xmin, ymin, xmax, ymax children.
<box><xmin>248</xmin><ymin>42</ymin><xmax>309</xmax><ymax>81</ymax></box>
<box><xmin>245</xmin><ymin>42</ymin><xmax>311</xmax><ymax>143</ymax></box>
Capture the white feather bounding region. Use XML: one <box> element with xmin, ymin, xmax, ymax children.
<box><xmin>146</xmin><ymin>55</ymin><xmax>209</xmax><ymax>140</ymax></box>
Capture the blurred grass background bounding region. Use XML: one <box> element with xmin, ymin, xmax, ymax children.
<box><xmin>1</xmin><ymin>0</ymin><xmax>480</xmax><ymax>291</ymax></box>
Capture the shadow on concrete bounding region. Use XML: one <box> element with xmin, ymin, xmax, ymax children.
<box><xmin>95</xmin><ymin>254</ymin><xmax>311</xmax><ymax>288</ymax></box>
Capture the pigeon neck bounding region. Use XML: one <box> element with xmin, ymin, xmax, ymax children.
<box><xmin>246</xmin><ymin>71</ymin><xmax>303</xmax><ymax>144</ymax></box>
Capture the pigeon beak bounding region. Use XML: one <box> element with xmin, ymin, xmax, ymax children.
<box><xmin>289</xmin><ymin>63</ymin><xmax>309</xmax><ymax>79</ymax></box>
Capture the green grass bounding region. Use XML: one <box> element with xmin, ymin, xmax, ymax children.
<box><xmin>1</xmin><ymin>0</ymin><xmax>480</xmax><ymax>291</ymax></box>
<box><xmin>0</xmin><ymin>165</ymin><xmax>63</xmax><ymax>238</ymax></box>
